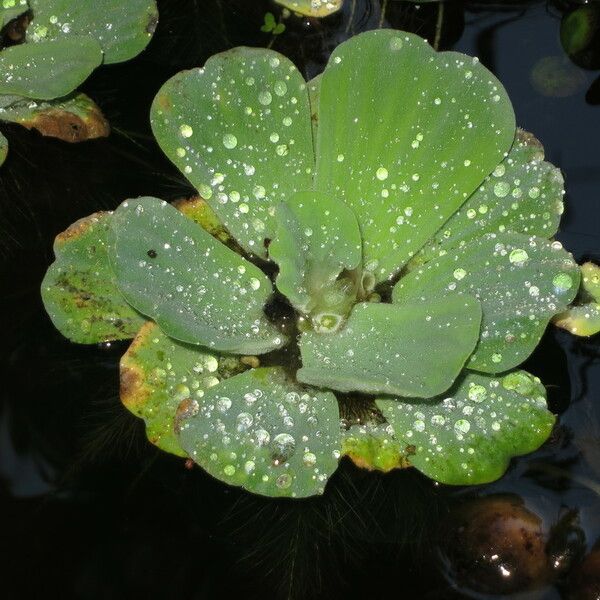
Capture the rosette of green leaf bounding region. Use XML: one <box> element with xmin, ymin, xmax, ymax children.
<box><xmin>554</xmin><ymin>262</ymin><xmax>600</xmax><ymax>337</ymax></box>
<box><xmin>43</xmin><ymin>30</ymin><xmax>581</xmax><ymax>495</ymax></box>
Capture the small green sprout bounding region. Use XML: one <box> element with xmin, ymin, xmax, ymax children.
<box><xmin>261</xmin><ymin>12</ymin><xmax>285</xmax><ymax>35</ymax></box>
<box><xmin>43</xmin><ymin>30</ymin><xmax>586</xmax><ymax>498</ymax></box>
<box><xmin>0</xmin><ymin>0</ymin><xmax>158</xmax><ymax>165</ymax></box>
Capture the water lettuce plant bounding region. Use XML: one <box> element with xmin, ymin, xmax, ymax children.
<box><xmin>0</xmin><ymin>0</ymin><xmax>158</xmax><ymax>165</ymax></box>
<box><xmin>43</xmin><ymin>29</ymin><xmax>591</xmax><ymax>498</ymax></box>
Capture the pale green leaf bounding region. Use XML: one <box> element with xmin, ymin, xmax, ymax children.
<box><xmin>314</xmin><ymin>29</ymin><xmax>515</xmax><ymax>282</ymax></box>
<box><xmin>0</xmin><ymin>37</ymin><xmax>102</xmax><ymax>100</ymax></box>
<box><xmin>27</xmin><ymin>0</ymin><xmax>157</xmax><ymax>64</ymax></box>
<box><xmin>269</xmin><ymin>190</ymin><xmax>361</xmax><ymax>319</ymax></box>
<box><xmin>176</xmin><ymin>367</ymin><xmax>341</xmax><ymax>498</ymax></box>
<box><xmin>41</xmin><ymin>212</ymin><xmax>145</xmax><ymax>344</ymax></box>
<box><xmin>393</xmin><ymin>233</ymin><xmax>580</xmax><ymax>373</ymax></box>
<box><xmin>120</xmin><ymin>322</ymin><xmax>247</xmax><ymax>457</ymax></box>
<box><xmin>274</xmin><ymin>0</ymin><xmax>343</xmax><ymax>17</ymax></box>
<box><xmin>150</xmin><ymin>46</ymin><xmax>314</xmax><ymax>258</ymax></box>
<box><xmin>413</xmin><ymin>129</ymin><xmax>565</xmax><ymax>266</ymax></box>
<box><xmin>109</xmin><ymin>197</ymin><xmax>285</xmax><ymax>355</ymax></box>
<box><xmin>0</xmin><ymin>129</ymin><xmax>7</xmax><ymax>166</ymax></box>
<box><xmin>297</xmin><ymin>296</ymin><xmax>481</xmax><ymax>397</ymax></box>
<box><xmin>377</xmin><ymin>370</ymin><xmax>555</xmax><ymax>485</ymax></box>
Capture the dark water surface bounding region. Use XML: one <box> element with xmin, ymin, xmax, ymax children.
<box><xmin>1</xmin><ymin>1</ymin><xmax>600</xmax><ymax>598</ymax></box>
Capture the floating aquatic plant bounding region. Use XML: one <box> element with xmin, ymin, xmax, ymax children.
<box><xmin>274</xmin><ymin>0</ymin><xmax>343</xmax><ymax>18</ymax></box>
<box><xmin>43</xmin><ymin>29</ymin><xmax>592</xmax><ymax>498</ymax></box>
<box><xmin>0</xmin><ymin>0</ymin><xmax>158</xmax><ymax>165</ymax></box>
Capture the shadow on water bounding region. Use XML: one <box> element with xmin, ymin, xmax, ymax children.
<box><xmin>1</xmin><ymin>0</ymin><xmax>600</xmax><ymax>598</ymax></box>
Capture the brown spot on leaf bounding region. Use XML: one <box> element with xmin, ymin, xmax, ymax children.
<box><xmin>174</xmin><ymin>397</ymin><xmax>200</xmax><ymax>433</ymax></box>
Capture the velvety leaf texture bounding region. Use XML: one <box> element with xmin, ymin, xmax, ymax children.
<box><xmin>109</xmin><ymin>197</ymin><xmax>285</xmax><ymax>354</ymax></box>
<box><xmin>176</xmin><ymin>367</ymin><xmax>341</xmax><ymax>498</ymax></box>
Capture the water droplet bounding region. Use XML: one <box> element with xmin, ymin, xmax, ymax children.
<box><xmin>494</xmin><ymin>181</ymin><xmax>510</xmax><ymax>197</ymax></box>
<box><xmin>274</xmin><ymin>81</ymin><xmax>287</xmax><ymax>96</ymax></box>
<box><xmin>236</xmin><ymin>412</ymin><xmax>253</xmax><ymax>432</ymax></box>
<box><xmin>270</xmin><ymin>433</ymin><xmax>296</xmax><ymax>463</ymax></box>
<box><xmin>276</xmin><ymin>473</ymin><xmax>293</xmax><ymax>489</ymax></box>
<box><xmin>303</xmin><ymin>452</ymin><xmax>317</xmax><ymax>467</ymax></box>
<box><xmin>255</xmin><ymin>429</ymin><xmax>270</xmax><ymax>446</ymax></box>
<box><xmin>250</xmin><ymin>278</ymin><xmax>261</xmax><ymax>290</ymax></box>
<box><xmin>376</xmin><ymin>167</ymin><xmax>388</xmax><ymax>181</ymax></box>
<box><xmin>491</xmin><ymin>353</ymin><xmax>502</xmax><ymax>364</ymax></box>
<box><xmin>258</xmin><ymin>91</ymin><xmax>272</xmax><ymax>106</ymax></box>
<box><xmin>217</xmin><ymin>397</ymin><xmax>232</xmax><ymax>412</ymax></box>
<box><xmin>222</xmin><ymin>133</ymin><xmax>237</xmax><ymax>149</ymax></box>
<box><xmin>468</xmin><ymin>384</ymin><xmax>487</xmax><ymax>403</ymax></box>
<box><xmin>509</xmin><ymin>248</ymin><xmax>529</xmax><ymax>265</ymax></box>
<box><xmin>179</xmin><ymin>124</ymin><xmax>193</xmax><ymax>138</ymax></box>
<box><xmin>453</xmin><ymin>268</ymin><xmax>467</xmax><ymax>281</ymax></box>
<box><xmin>553</xmin><ymin>273</ymin><xmax>573</xmax><ymax>293</ymax></box>
<box><xmin>454</xmin><ymin>419</ymin><xmax>471</xmax><ymax>434</ymax></box>
<box><xmin>223</xmin><ymin>464</ymin><xmax>236</xmax><ymax>476</ymax></box>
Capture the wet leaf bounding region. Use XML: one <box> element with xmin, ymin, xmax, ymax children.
<box><xmin>0</xmin><ymin>36</ymin><xmax>102</xmax><ymax>99</ymax></box>
<box><xmin>172</xmin><ymin>196</ymin><xmax>232</xmax><ymax>247</ymax></box>
<box><xmin>41</xmin><ymin>212</ymin><xmax>145</xmax><ymax>344</ymax></box>
<box><xmin>150</xmin><ymin>46</ymin><xmax>314</xmax><ymax>258</ymax></box>
<box><xmin>393</xmin><ymin>233</ymin><xmax>580</xmax><ymax>373</ymax></box>
<box><xmin>176</xmin><ymin>367</ymin><xmax>341</xmax><ymax>498</ymax></box>
<box><xmin>0</xmin><ymin>129</ymin><xmax>7</xmax><ymax>166</ymax></box>
<box><xmin>269</xmin><ymin>191</ymin><xmax>361</xmax><ymax>319</ymax></box>
<box><xmin>26</xmin><ymin>0</ymin><xmax>158</xmax><ymax>64</ymax></box>
<box><xmin>120</xmin><ymin>322</ymin><xmax>247</xmax><ymax>457</ymax></box>
<box><xmin>0</xmin><ymin>0</ymin><xmax>28</xmax><ymax>29</ymax></box>
<box><xmin>377</xmin><ymin>370</ymin><xmax>555</xmax><ymax>485</ymax></box>
<box><xmin>554</xmin><ymin>262</ymin><xmax>600</xmax><ymax>337</ymax></box>
<box><xmin>109</xmin><ymin>197</ymin><xmax>285</xmax><ymax>354</ymax></box>
<box><xmin>0</xmin><ymin>92</ymin><xmax>109</xmax><ymax>142</ymax></box>
<box><xmin>298</xmin><ymin>296</ymin><xmax>481</xmax><ymax>397</ymax></box>
<box><xmin>314</xmin><ymin>30</ymin><xmax>515</xmax><ymax>282</ymax></box>
<box><xmin>274</xmin><ymin>0</ymin><xmax>343</xmax><ymax>18</ymax></box>
<box><xmin>413</xmin><ymin>129</ymin><xmax>564</xmax><ymax>266</ymax></box>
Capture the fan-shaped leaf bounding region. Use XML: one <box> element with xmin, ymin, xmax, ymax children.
<box><xmin>269</xmin><ymin>190</ymin><xmax>361</xmax><ymax>319</ymax></box>
<box><xmin>27</xmin><ymin>0</ymin><xmax>157</xmax><ymax>64</ymax></box>
<box><xmin>121</xmin><ymin>322</ymin><xmax>247</xmax><ymax>457</ymax></box>
<box><xmin>0</xmin><ymin>37</ymin><xmax>102</xmax><ymax>100</ymax></box>
<box><xmin>314</xmin><ymin>29</ymin><xmax>515</xmax><ymax>282</ymax></box>
<box><xmin>413</xmin><ymin>129</ymin><xmax>564</xmax><ymax>266</ymax></box>
<box><xmin>298</xmin><ymin>296</ymin><xmax>481</xmax><ymax>397</ymax></box>
<box><xmin>377</xmin><ymin>370</ymin><xmax>555</xmax><ymax>484</ymax></box>
<box><xmin>151</xmin><ymin>47</ymin><xmax>314</xmax><ymax>258</ymax></box>
<box><xmin>41</xmin><ymin>212</ymin><xmax>145</xmax><ymax>344</ymax></box>
<box><xmin>109</xmin><ymin>197</ymin><xmax>285</xmax><ymax>355</ymax></box>
<box><xmin>393</xmin><ymin>233</ymin><xmax>580</xmax><ymax>373</ymax></box>
<box><xmin>176</xmin><ymin>367</ymin><xmax>341</xmax><ymax>498</ymax></box>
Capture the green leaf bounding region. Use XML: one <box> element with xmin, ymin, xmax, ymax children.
<box><xmin>308</xmin><ymin>74</ymin><xmax>321</xmax><ymax>141</ymax></box>
<box><xmin>274</xmin><ymin>0</ymin><xmax>343</xmax><ymax>17</ymax></box>
<box><xmin>261</xmin><ymin>12</ymin><xmax>275</xmax><ymax>32</ymax></box>
<box><xmin>172</xmin><ymin>196</ymin><xmax>233</xmax><ymax>247</ymax></box>
<box><xmin>340</xmin><ymin>399</ymin><xmax>408</xmax><ymax>472</ymax></box>
<box><xmin>273</xmin><ymin>23</ymin><xmax>286</xmax><ymax>35</ymax></box>
<box><xmin>377</xmin><ymin>370</ymin><xmax>555</xmax><ymax>485</ymax></box>
<box><xmin>27</xmin><ymin>0</ymin><xmax>158</xmax><ymax>64</ymax></box>
<box><xmin>297</xmin><ymin>296</ymin><xmax>481</xmax><ymax>397</ymax></box>
<box><xmin>314</xmin><ymin>30</ymin><xmax>515</xmax><ymax>282</ymax></box>
<box><xmin>41</xmin><ymin>212</ymin><xmax>145</xmax><ymax>344</ymax></box>
<box><xmin>393</xmin><ymin>233</ymin><xmax>580</xmax><ymax>373</ymax></box>
<box><xmin>554</xmin><ymin>261</ymin><xmax>600</xmax><ymax>337</ymax></box>
<box><xmin>0</xmin><ymin>129</ymin><xmax>7</xmax><ymax>166</ymax></box>
<box><xmin>120</xmin><ymin>322</ymin><xmax>247</xmax><ymax>457</ymax></box>
<box><xmin>109</xmin><ymin>197</ymin><xmax>285</xmax><ymax>355</ymax></box>
<box><xmin>1</xmin><ymin>0</ymin><xmax>28</xmax><ymax>28</ymax></box>
<box><xmin>0</xmin><ymin>92</ymin><xmax>109</xmax><ymax>142</ymax></box>
<box><xmin>176</xmin><ymin>367</ymin><xmax>341</xmax><ymax>498</ymax></box>
<box><xmin>269</xmin><ymin>191</ymin><xmax>361</xmax><ymax>320</ymax></box>
<box><xmin>150</xmin><ymin>46</ymin><xmax>314</xmax><ymax>258</ymax></box>
<box><xmin>412</xmin><ymin>129</ymin><xmax>565</xmax><ymax>266</ymax></box>
<box><xmin>0</xmin><ymin>37</ymin><xmax>102</xmax><ymax>100</ymax></box>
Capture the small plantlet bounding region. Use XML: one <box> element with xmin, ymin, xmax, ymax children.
<box><xmin>0</xmin><ymin>0</ymin><xmax>158</xmax><ymax>165</ymax></box>
<box><xmin>261</xmin><ymin>12</ymin><xmax>285</xmax><ymax>35</ymax></box>
<box><xmin>43</xmin><ymin>30</ymin><xmax>596</xmax><ymax>498</ymax></box>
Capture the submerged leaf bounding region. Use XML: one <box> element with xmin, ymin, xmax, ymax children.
<box><xmin>393</xmin><ymin>233</ymin><xmax>580</xmax><ymax>373</ymax></box>
<box><xmin>176</xmin><ymin>367</ymin><xmax>341</xmax><ymax>498</ymax></box>
<box><xmin>0</xmin><ymin>92</ymin><xmax>109</xmax><ymax>142</ymax></box>
<box><xmin>315</xmin><ymin>30</ymin><xmax>515</xmax><ymax>282</ymax></box>
<box><xmin>269</xmin><ymin>190</ymin><xmax>361</xmax><ymax>320</ymax></box>
<box><xmin>151</xmin><ymin>46</ymin><xmax>314</xmax><ymax>258</ymax></box>
<box><xmin>109</xmin><ymin>197</ymin><xmax>285</xmax><ymax>354</ymax></box>
<box><xmin>26</xmin><ymin>0</ymin><xmax>158</xmax><ymax>64</ymax></box>
<box><xmin>121</xmin><ymin>322</ymin><xmax>247</xmax><ymax>457</ymax></box>
<box><xmin>0</xmin><ymin>36</ymin><xmax>102</xmax><ymax>100</ymax></box>
<box><xmin>413</xmin><ymin>129</ymin><xmax>564</xmax><ymax>266</ymax></box>
<box><xmin>298</xmin><ymin>296</ymin><xmax>481</xmax><ymax>397</ymax></box>
<box><xmin>41</xmin><ymin>212</ymin><xmax>145</xmax><ymax>344</ymax></box>
<box><xmin>377</xmin><ymin>370</ymin><xmax>555</xmax><ymax>485</ymax></box>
